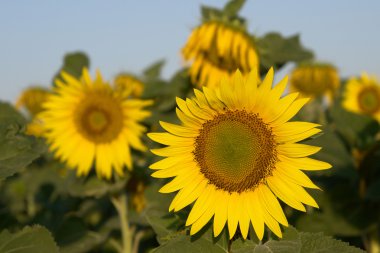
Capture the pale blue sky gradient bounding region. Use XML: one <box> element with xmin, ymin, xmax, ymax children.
<box><xmin>1</xmin><ymin>0</ymin><xmax>379</xmax><ymax>102</ymax></box>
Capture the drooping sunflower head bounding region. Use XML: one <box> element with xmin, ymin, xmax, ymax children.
<box><xmin>148</xmin><ymin>68</ymin><xmax>331</xmax><ymax>240</ymax></box>
<box><xmin>16</xmin><ymin>86</ymin><xmax>50</xmax><ymax>116</ymax></box>
<box><xmin>290</xmin><ymin>63</ymin><xmax>340</xmax><ymax>99</ymax></box>
<box><xmin>182</xmin><ymin>21</ymin><xmax>259</xmax><ymax>88</ymax></box>
<box><xmin>343</xmin><ymin>73</ymin><xmax>380</xmax><ymax>121</ymax></box>
<box><xmin>114</xmin><ymin>74</ymin><xmax>144</xmax><ymax>97</ymax></box>
<box><xmin>40</xmin><ymin>68</ymin><xmax>152</xmax><ymax>179</ymax></box>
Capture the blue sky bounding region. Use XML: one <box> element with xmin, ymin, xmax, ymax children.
<box><xmin>1</xmin><ymin>0</ymin><xmax>379</xmax><ymax>102</ymax></box>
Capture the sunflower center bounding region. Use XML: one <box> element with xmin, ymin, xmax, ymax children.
<box><xmin>74</xmin><ymin>92</ymin><xmax>124</xmax><ymax>143</ymax></box>
<box><xmin>194</xmin><ymin>110</ymin><xmax>277</xmax><ymax>193</ymax></box>
<box><xmin>358</xmin><ymin>87</ymin><xmax>380</xmax><ymax>114</ymax></box>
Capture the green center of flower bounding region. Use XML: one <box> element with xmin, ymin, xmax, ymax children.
<box><xmin>88</xmin><ymin>110</ymin><xmax>109</xmax><ymax>131</ymax></box>
<box><xmin>74</xmin><ymin>92</ymin><xmax>124</xmax><ymax>143</ymax></box>
<box><xmin>194</xmin><ymin>110</ymin><xmax>277</xmax><ymax>193</ymax></box>
<box><xmin>358</xmin><ymin>87</ymin><xmax>380</xmax><ymax>114</ymax></box>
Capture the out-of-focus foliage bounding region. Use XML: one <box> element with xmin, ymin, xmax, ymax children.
<box><xmin>0</xmin><ymin>226</ymin><xmax>59</xmax><ymax>253</ymax></box>
<box><xmin>257</xmin><ymin>33</ymin><xmax>314</xmax><ymax>75</ymax></box>
<box><xmin>0</xmin><ymin>102</ymin><xmax>45</xmax><ymax>180</ymax></box>
<box><xmin>53</xmin><ymin>52</ymin><xmax>90</xmax><ymax>84</ymax></box>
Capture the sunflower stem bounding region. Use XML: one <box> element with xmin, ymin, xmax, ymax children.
<box><xmin>111</xmin><ymin>193</ymin><xmax>133</xmax><ymax>253</ymax></box>
<box><xmin>132</xmin><ymin>230</ymin><xmax>146</xmax><ymax>253</ymax></box>
<box><xmin>366</xmin><ymin>228</ymin><xmax>380</xmax><ymax>253</ymax></box>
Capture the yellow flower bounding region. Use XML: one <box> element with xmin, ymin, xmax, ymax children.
<box><xmin>182</xmin><ymin>21</ymin><xmax>259</xmax><ymax>88</ymax></box>
<box><xmin>40</xmin><ymin>69</ymin><xmax>152</xmax><ymax>179</ymax></box>
<box><xmin>25</xmin><ymin>118</ymin><xmax>45</xmax><ymax>137</ymax></box>
<box><xmin>290</xmin><ymin>63</ymin><xmax>340</xmax><ymax>99</ymax></box>
<box><xmin>16</xmin><ymin>87</ymin><xmax>50</xmax><ymax>116</ymax></box>
<box><xmin>114</xmin><ymin>74</ymin><xmax>144</xmax><ymax>97</ymax></box>
<box><xmin>127</xmin><ymin>179</ymin><xmax>147</xmax><ymax>213</ymax></box>
<box><xmin>343</xmin><ymin>73</ymin><xmax>380</xmax><ymax>121</ymax></box>
<box><xmin>148</xmin><ymin>68</ymin><xmax>331</xmax><ymax>239</ymax></box>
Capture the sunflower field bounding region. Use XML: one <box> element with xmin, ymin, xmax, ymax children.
<box><xmin>1</xmin><ymin>1</ymin><xmax>380</xmax><ymax>253</ymax></box>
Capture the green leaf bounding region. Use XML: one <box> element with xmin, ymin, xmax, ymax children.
<box><xmin>66</xmin><ymin>172</ymin><xmax>128</xmax><ymax>198</ymax></box>
<box><xmin>143</xmin><ymin>60</ymin><xmax>165</xmax><ymax>81</ymax></box>
<box><xmin>57</xmin><ymin>217</ymin><xmax>112</xmax><ymax>253</ymax></box>
<box><xmin>142</xmin><ymin>69</ymin><xmax>192</xmax><ymax>115</ymax></box>
<box><xmin>304</xmin><ymin>127</ymin><xmax>356</xmax><ymax>179</ymax></box>
<box><xmin>255</xmin><ymin>228</ymin><xmax>364</xmax><ymax>253</ymax></box>
<box><xmin>53</xmin><ymin>52</ymin><xmax>90</xmax><ymax>85</ymax></box>
<box><xmin>0</xmin><ymin>225</ymin><xmax>59</xmax><ymax>253</ymax></box>
<box><xmin>328</xmin><ymin>103</ymin><xmax>380</xmax><ymax>148</ymax></box>
<box><xmin>143</xmin><ymin>184</ymin><xmax>181</xmax><ymax>243</ymax></box>
<box><xmin>223</xmin><ymin>0</ymin><xmax>246</xmax><ymax>17</ymax></box>
<box><xmin>256</xmin><ymin>33</ymin><xmax>314</xmax><ymax>73</ymax></box>
<box><xmin>366</xmin><ymin>179</ymin><xmax>380</xmax><ymax>201</ymax></box>
<box><xmin>152</xmin><ymin>228</ymin><xmax>229</xmax><ymax>253</ymax></box>
<box><xmin>230</xmin><ymin>238</ymin><xmax>257</xmax><ymax>252</ymax></box>
<box><xmin>0</xmin><ymin>102</ymin><xmax>45</xmax><ymax>180</ymax></box>
<box><xmin>296</xmin><ymin>192</ymin><xmax>363</xmax><ymax>237</ymax></box>
<box><xmin>201</xmin><ymin>6</ymin><xmax>224</xmax><ymax>22</ymax></box>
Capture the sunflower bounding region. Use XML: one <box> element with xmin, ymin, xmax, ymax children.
<box><xmin>114</xmin><ymin>74</ymin><xmax>144</xmax><ymax>97</ymax></box>
<box><xmin>290</xmin><ymin>63</ymin><xmax>340</xmax><ymax>99</ymax></box>
<box><xmin>24</xmin><ymin>118</ymin><xmax>45</xmax><ymax>137</ymax></box>
<box><xmin>148</xmin><ymin>68</ymin><xmax>331</xmax><ymax>239</ymax></box>
<box><xmin>16</xmin><ymin>86</ymin><xmax>50</xmax><ymax>116</ymax></box>
<box><xmin>343</xmin><ymin>73</ymin><xmax>380</xmax><ymax>121</ymax></box>
<box><xmin>182</xmin><ymin>21</ymin><xmax>259</xmax><ymax>89</ymax></box>
<box><xmin>40</xmin><ymin>69</ymin><xmax>152</xmax><ymax>179</ymax></box>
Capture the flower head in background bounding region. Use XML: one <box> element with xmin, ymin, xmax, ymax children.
<box><xmin>16</xmin><ymin>86</ymin><xmax>50</xmax><ymax>116</ymax></box>
<box><xmin>148</xmin><ymin>68</ymin><xmax>330</xmax><ymax>239</ymax></box>
<box><xmin>16</xmin><ymin>86</ymin><xmax>50</xmax><ymax>137</ymax></box>
<box><xmin>40</xmin><ymin>69</ymin><xmax>152</xmax><ymax>179</ymax></box>
<box><xmin>114</xmin><ymin>74</ymin><xmax>144</xmax><ymax>97</ymax></box>
<box><xmin>290</xmin><ymin>63</ymin><xmax>340</xmax><ymax>100</ymax></box>
<box><xmin>182</xmin><ymin>21</ymin><xmax>259</xmax><ymax>88</ymax></box>
<box><xmin>343</xmin><ymin>73</ymin><xmax>380</xmax><ymax>121</ymax></box>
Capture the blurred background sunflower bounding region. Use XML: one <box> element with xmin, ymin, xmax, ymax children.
<box><xmin>40</xmin><ymin>69</ymin><xmax>152</xmax><ymax>178</ymax></box>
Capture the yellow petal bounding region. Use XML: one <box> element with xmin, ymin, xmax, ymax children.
<box><xmin>213</xmin><ymin>190</ymin><xmax>229</xmax><ymax>237</ymax></box>
<box><xmin>186</xmin><ymin>98</ymin><xmax>213</xmax><ymax>120</ymax></box>
<box><xmin>190</xmin><ymin>192</ymin><xmax>217</xmax><ymax>235</ymax></box>
<box><xmin>277</xmin><ymin>143</ymin><xmax>321</xmax><ymax>158</ymax></box>
<box><xmin>149</xmin><ymin>155</ymin><xmax>192</xmax><ymax>170</ymax></box>
<box><xmin>186</xmin><ymin>184</ymin><xmax>214</xmax><ymax>226</ymax></box>
<box><xmin>278</xmin><ymin>155</ymin><xmax>332</xmax><ymax>171</ymax></box>
<box><xmin>244</xmin><ymin>190</ymin><xmax>265</xmax><ymax>240</ymax></box>
<box><xmin>151</xmin><ymin>145</ymin><xmax>194</xmax><ymax>157</ymax></box>
<box><xmin>148</xmin><ymin>132</ymin><xmax>193</xmax><ymax>146</ymax></box>
<box><xmin>257</xmin><ymin>185</ymin><xmax>288</xmax><ymax>226</ymax></box>
<box><xmin>272</xmin><ymin>98</ymin><xmax>309</xmax><ymax>126</ymax></box>
<box><xmin>203</xmin><ymin>87</ymin><xmax>225</xmax><ymax>111</ymax></box>
<box><xmin>283</xmin><ymin>180</ymin><xmax>319</xmax><ymax>208</ymax></box>
<box><xmin>237</xmin><ymin>196</ymin><xmax>250</xmax><ymax>240</ymax></box>
<box><xmin>274</xmin><ymin>163</ymin><xmax>320</xmax><ymax>189</ymax></box>
<box><xmin>159</xmin><ymin>121</ymin><xmax>199</xmax><ymax>137</ymax></box>
<box><xmin>267</xmin><ymin>176</ymin><xmax>306</xmax><ymax>212</ymax></box>
<box><xmin>227</xmin><ymin>192</ymin><xmax>240</xmax><ymax>239</ymax></box>
<box><xmin>176</xmin><ymin>108</ymin><xmax>202</xmax><ymax>128</ymax></box>
<box><xmin>159</xmin><ymin>169</ymin><xmax>199</xmax><ymax>193</ymax></box>
<box><xmin>172</xmin><ymin>179</ymin><xmax>208</xmax><ymax>212</ymax></box>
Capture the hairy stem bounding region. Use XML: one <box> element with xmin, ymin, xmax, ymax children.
<box><xmin>111</xmin><ymin>193</ymin><xmax>133</xmax><ymax>253</ymax></box>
